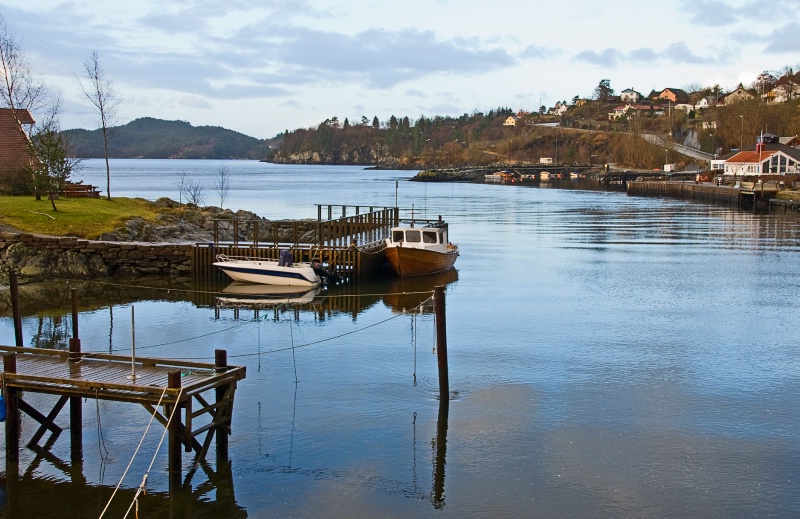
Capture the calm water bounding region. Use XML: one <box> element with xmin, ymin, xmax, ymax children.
<box><xmin>1</xmin><ymin>159</ymin><xmax>799</xmax><ymax>518</ymax></box>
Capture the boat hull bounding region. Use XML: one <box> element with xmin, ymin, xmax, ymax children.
<box><xmin>213</xmin><ymin>260</ymin><xmax>319</xmax><ymax>287</ymax></box>
<box><xmin>384</xmin><ymin>245</ymin><xmax>458</xmax><ymax>277</ymax></box>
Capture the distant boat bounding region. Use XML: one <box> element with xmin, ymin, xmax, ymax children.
<box><xmin>213</xmin><ymin>252</ymin><xmax>320</xmax><ymax>287</ymax></box>
<box><xmin>484</xmin><ymin>170</ymin><xmax>519</xmax><ymax>183</ymax></box>
<box><xmin>384</xmin><ymin>218</ymin><xmax>459</xmax><ymax>277</ymax></box>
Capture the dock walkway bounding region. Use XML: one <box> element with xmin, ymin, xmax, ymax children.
<box><xmin>1</xmin><ymin>344</ymin><xmax>245</xmax><ymax>485</ymax></box>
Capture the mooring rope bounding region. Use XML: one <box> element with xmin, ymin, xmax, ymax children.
<box><xmin>123</xmin><ymin>387</ymin><xmax>185</xmax><ymax>519</ymax></box>
<box><xmin>98</xmin><ymin>385</ymin><xmax>169</xmax><ymax>519</ymax></box>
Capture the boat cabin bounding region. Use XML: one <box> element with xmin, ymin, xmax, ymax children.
<box><xmin>388</xmin><ymin>224</ymin><xmax>450</xmax><ymax>253</ymax></box>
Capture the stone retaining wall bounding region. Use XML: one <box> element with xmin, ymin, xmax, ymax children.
<box><xmin>0</xmin><ymin>231</ymin><xmax>193</xmax><ymax>279</ymax></box>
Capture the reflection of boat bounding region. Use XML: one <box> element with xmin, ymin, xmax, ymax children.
<box><xmin>383</xmin><ymin>269</ymin><xmax>458</xmax><ymax>312</ymax></box>
<box><xmin>217</xmin><ymin>282</ymin><xmax>320</xmax><ymax>307</ymax></box>
<box><xmin>384</xmin><ymin>218</ymin><xmax>459</xmax><ymax>277</ymax></box>
<box><xmin>213</xmin><ymin>253</ymin><xmax>320</xmax><ymax>287</ymax></box>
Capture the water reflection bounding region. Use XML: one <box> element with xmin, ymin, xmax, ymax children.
<box><xmin>383</xmin><ymin>269</ymin><xmax>459</xmax><ymax>314</ymax></box>
<box><xmin>1</xmin><ymin>457</ymin><xmax>246</xmax><ymax>518</ymax></box>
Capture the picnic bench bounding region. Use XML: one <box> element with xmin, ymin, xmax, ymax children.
<box><xmin>62</xmin><ymin>183</ymin><xmax>101</xmax><ymax>198</ymax></box>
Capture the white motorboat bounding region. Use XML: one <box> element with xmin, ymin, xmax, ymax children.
<box><xmin>213</xmin><ymin>253</ymin><xmax>321</xmax><ymax>287</ymax></box>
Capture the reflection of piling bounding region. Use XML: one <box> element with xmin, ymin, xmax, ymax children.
<box><xmin>432</xmin><ymin>286</ymin><xmax>450</xmax><ymax>507</ymax></box>
<box><xmin>434</xmin><ymin>286</ymin><xmax>449</xmax><ymax>402</ymax></box>
<box><xmin>168</xmin><ymin>369</ymin><xmax>182</xmax><ymax>492</ymax></box>
<box><xmin>9</xmin><ymin>270</ymin><xmax>23</xmax><ymax>346</ymax></box>
<box><xmin>3</xmin><ymin>353</ymin><xmax>19</xmax><ymax>463</ymax></box>
<box><xmin>215</xmin><ymin>349</ymin><xmax>229</xmax><ymax>464</ymax></box>
<box><xmin>431</xmin><ymin>395</ymin><xmax>449</xmax><ymax>509</ymax></box>
<box><xmin>68</xmin><ymin>292</ymin><xmax>83</xmax><ymax>464</ymax></box>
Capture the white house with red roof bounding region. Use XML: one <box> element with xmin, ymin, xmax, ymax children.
<box><xmin>723</xmin><ymin>141</ymin><xmax>800</xmax><ymax>176</ymax></box>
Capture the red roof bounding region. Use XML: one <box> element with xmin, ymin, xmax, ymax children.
<box><xmin>726</xmin><ymin>150</ymin><xmax>776</xmax><ymax>164</ymax></box>
<box><xmin>0</xmin><ymin>108</ymin><xmax>37</xmax><ymax>172</ymax></box>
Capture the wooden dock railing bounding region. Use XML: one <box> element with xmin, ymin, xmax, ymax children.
<box><xmin>197</xmin><ymin>206</ymin><xmax>396</xmax><ymax>282</ymax></box>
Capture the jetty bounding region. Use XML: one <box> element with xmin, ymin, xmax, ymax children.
<box><xmin>1</xmin><ymin>274</ymin><xmax>246</xmax><ymax>500</ymax></box>
<box><xmin>192</xmin><ymin>204</ymin><xmax>397</xmax><ymax>282</ymax></box>
<box><xmin>626</xmin><ymin>180</ymin><xmax>782</xmax><ymax>209</ymax></box>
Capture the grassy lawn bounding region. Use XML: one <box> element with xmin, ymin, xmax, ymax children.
<box><xmin>0</xmin><ymin>195</ymin><xmax>161</xmax><ymax>238</ymax></box>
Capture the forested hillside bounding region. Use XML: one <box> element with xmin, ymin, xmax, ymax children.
<box><xmin>63</xmin><ymin>117</ymin><xmax>279</xmax><ymax>159</ymax></box>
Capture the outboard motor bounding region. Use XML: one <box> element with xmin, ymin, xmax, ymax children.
<box><xmin>278</xmin><ymin>249</ymin><xmax>293</xmax><ymax>266</ymax></box>
<box><xmin>312</xmin><ymin>260</ymin><xmax>341</xmax><ymax>285</ymax></box>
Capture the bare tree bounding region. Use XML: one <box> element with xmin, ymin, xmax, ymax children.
<box><xmin>2</xmin><ymin>15</ymin><xmax>74</xmax><ymax>201</ymax></box>
<box><xmin>78</xmin><ymin>50</ymin><xmax>120</xmax><ymax>200</ymax></box>
<box><xmin>186</xmin><ymin>180</ymin><xmax>206</xmax><ymax>206</ymax></box>
<box><xmin>215</xmin><ymin>163</ymin><xmax>231</xmax><ymax>208</ymax></box>
<box><xmin>176</xmin><ymin>170</ymin><xmax>188</xmax><ymax>204</ymax></box>
<box><xmin>0</xmin><ymin>14</ymin><xmax>48</xmax><ymax>117</ymax></box>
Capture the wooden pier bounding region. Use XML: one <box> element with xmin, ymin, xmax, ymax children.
<box><xmin>627</xmin><ymin>180</ymin><xmax>781</xmax><ymax>209</ymax></box>
<box><xmin>1</xmin><ymin>343</ymin><xmax>245</xmax><ymax>488</ymax></box>
<box><xmin>193</xmin><ymin>205</ymin><xmax>397</xmax><ymax>282</ymax></box>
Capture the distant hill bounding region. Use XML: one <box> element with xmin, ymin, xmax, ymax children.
<box><xmin>63</xmin><ymin>117</ymin><xmax>280</xmax><ymax>159</ymax></box>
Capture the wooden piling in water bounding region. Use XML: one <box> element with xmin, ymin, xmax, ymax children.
<box><xmin>215</xmin><ymin>349</ymin><xmax>229</xmax><ymax>463</ymax></box>
<box><xmin>434</xmin><ymin>285</ymin><xmax>449</xmax><ymax>402</ymax></box>
<box><xmin>168</xmin><ymin>368</ymin><xmax>182</xmax><ymax>489</ymax></box>
<box><xmin>9</xmin><ymin>270</ymin><xmax>23</xmax><ymax>347</ymax></box>
<box><xmin>4</xmin><ymin>353</ymin><xmax>19</xmax><ymax>463</ymax></box>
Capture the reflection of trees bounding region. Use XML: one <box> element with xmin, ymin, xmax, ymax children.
<box><xmin>32</xmin><ymin>314</ymin><xmax>70</xmax><ymax>350</ymax></box>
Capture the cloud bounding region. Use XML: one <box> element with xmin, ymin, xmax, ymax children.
<box><xmin>764</xmin><ymin>22</ymin><xmax>800</xmax><ymax>52</ymax></box>
<box><xmin>178</xmin><ymin>96</ymin><xmax>213</xmax><ymax>109</ymax></box>
<box><xmin>573</xmin><ymin>49</ymin><xmax>624</xmax><ymax>67</ymax></box>
<box><xmin>573</xmin><ymin>43</ymin><xmax>723</xmax><ymax>68</ymax></box>
<box><xmin>682</xmin><ymin>0</ymin><xmax>800</xmax><ymax>26</ymax></box>
<box><xmin>682</xmin><ymin>0</ymin><xmax>738</xmax><ymax>26</ymax></box>
<box><xmin>520</xmin><ymin>44</ymin><xmax>559</xmax><ymax>60</ymax></box>
<box><xmin>267</xmin><ymin>26</ymin><xmax>517</xmax><ymax>88</ymax></box>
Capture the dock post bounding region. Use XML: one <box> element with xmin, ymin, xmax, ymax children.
<box><xmin>215</xmin><ymin>349</ymin><xmax>229</xmax><ymax>464</ymax></box>
<box><xmin>71</xmin><ymin>287</ymin><xmax>79</xmax><ymax>339</ymax></box>
<box><xmin>9</xmin><ymin>270</ymin><xmax>23</xmax><ymax>347</ymax></box>
<box><xmin>434</xmin><ymin>286</ymin><xmax>449</xmax><ymax>402</ymax></box>
<box><xmin>4</xmin><ymin>353</ymin><xmax>19</xmax><ymax>463</ymax></box>
<box><xmin>69</xmin><ymin>335</ymin><xmax>83</xmax><ymax>462</ymax></box>
<box><xmin>167</xmin><ymin>369</ymin><xmax>182</xmax><ymax>490</ymax></box>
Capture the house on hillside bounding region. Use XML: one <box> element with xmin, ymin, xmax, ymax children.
<box><xmin>549</xmin><ymin>101</ymin><xmax>568</xmax><ymax>116</ymax></box>
<box><xmin>658</xmin><ymin>88</ymin><xmax>690</xmax><ymax>104</ymax></box>
<box><xmin>694</xmin><ymin>96</ymin><xmax>717</xmax><ymax>110</ymax></box>
<box><xmin>719</xmin><ymin>84</ymin><xmax>754</xmax><ymax>105</ymax></box>
<box><xmin>0</xmin><ymin>108</ymin><xmax>38</xmax><ymax>194</ymax></box>
<box><xmin>620</xmin><ymin>89</ymin><xmax>642</xmax><ymax>103</ymax></box>
<box><xmin>722</xmin><ymin>141</ymin><xmax>800</xmax><ymax>175</ymax></box>
<box><xmin>503</xmin><ymin>116</ymin><xmax>519</xmax><ymax>126</ymax></box>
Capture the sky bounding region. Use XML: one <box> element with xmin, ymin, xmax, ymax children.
<box><xmin>2</xmin><ymin>0</ymin><xmax>800</xmax><ymax>139</ymax></box>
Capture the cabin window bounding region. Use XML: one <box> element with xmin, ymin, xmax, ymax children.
<box><xmin>423</xmin><ymin>231</ymin><xmax>438</xmax><ymax>243</ymax></box>
<box><xmin>392</xmin><ymin>230</ymin><xmax>404</xmax><ymax>242</ymax></box>
<box><xmin>406</xmin><ymin>230</ymin><xmax>421</xmax><ymax>242</ymax></box>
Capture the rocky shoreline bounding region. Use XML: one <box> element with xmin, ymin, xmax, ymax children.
<box><xmin>0</xmin><ymin>197</ymin><xmax>319</xmax><ymax>283</ymax></box>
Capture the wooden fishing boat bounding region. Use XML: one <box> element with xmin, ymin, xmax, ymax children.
<box><xmin>384</xmin><ymin>218</ymin><xmax>459</xmax><ymax>277</ymax></box>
